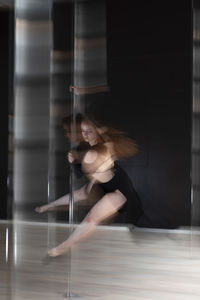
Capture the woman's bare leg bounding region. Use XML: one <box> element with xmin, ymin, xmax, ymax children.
<box><xmin>35</xmin><ymin>185</ymin><xmax>89</xmax><ymax>213</ymax></box>
<box><xmin>48</xmin><ymin>190</ymin><xmax>126</xmax><ymax>256</ymax></box>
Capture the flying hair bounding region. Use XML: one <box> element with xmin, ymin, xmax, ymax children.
<box><xmin>81</xmin><ymin>114</ymin><xmax>139</xmax><ymax>160</ymax></box>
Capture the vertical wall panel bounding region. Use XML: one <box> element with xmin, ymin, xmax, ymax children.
<box><xmin>14</xmin><ymin>0</ymin><xmax>52</xmax><ymax>220</ymax></box>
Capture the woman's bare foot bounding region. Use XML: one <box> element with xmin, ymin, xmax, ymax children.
<box><xmin>48</xmin><ymin>245</ymin><xmax>69</xmax><ymax>257</ymax></box>
<box><xmin>35</xmin><ymin>205</ymin><xmax>50</xmax><ymax>213</ymax></box>
<box><xmin>48</xmin><ymin>248</ymin><xmax>59</xmax><ymax>257</ymax></box>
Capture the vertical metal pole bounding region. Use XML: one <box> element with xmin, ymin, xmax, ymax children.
<box><xmin>66</xmin><ymin>1</ymin><xmax>75</xmax><ymax>297</ymax></box>
<box><xmin>65</xmin><ymin>0</ymin><xmax>107</xmax><ymax>296</ymax></box>
<box><xmin>47</xmin><ymin>0</ymin><xmax>53</xmax><ymax>251</ymax></box>
<box><xmin>66</xmin><ymin>96</ymin><xmax>75</xmax><ymax>299</ymax></box>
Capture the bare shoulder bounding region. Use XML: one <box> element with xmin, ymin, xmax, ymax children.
<box><xmin>104</xmin><ymin>142</ymin><xmax>115</xmax><ymax>155</ymax></box>
<box><xmin>83</xmin><ymin>149</ymin><xmax>98</xmax><ymax>164</ymax></box>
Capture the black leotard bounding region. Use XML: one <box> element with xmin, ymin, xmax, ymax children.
<box><xmin>99</xmin><ymin>163</ymin><xmax>144</xmax><ymax>225</ymax></box>
<box><xmin>75</xmin><ymin>143</ymin><xmax>144</xmax><ymax>225</ymax></box>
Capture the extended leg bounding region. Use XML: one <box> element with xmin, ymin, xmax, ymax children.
<box><xmin>48</xmin><ymin>190</ymin><xmax>126</xmax><ymax>256</ymax></box>
<box><xmin>35</xmin><ymin>184</ymin><xmax>91</xmax><ymax>213</ymax></box>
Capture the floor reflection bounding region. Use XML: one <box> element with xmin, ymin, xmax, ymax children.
<box><xmin>1</xmin><ymin>221</ymin><xmax>200</xmax><ymax>299</ymax></box>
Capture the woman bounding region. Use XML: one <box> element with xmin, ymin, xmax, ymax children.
<box><xmin>36</xmin><ymin>115</ymin><xmax>144</xmax><ymax>256</ymax></box>
<box><xmin>35</xmin><ymin>114</ymin><xmax>100</xmax><ymax>213</ymax></box>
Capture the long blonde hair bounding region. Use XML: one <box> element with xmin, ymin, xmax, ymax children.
<box><xmin>81</xmin><ymin>115</ymin><xmax>139</xmax><ymax>159</ymax></box>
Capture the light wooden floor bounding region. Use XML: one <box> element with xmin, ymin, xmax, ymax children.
<box><xmin>1</xmin><ymin>221</ymin><xmax>200</xmax><ymax>300</ymax></box>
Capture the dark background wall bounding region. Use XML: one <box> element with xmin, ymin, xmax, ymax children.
<box><xmin>87</xmin><ymin>0</ymin><xmax>192</xmax><ymax>228</ymax></box>
<box><xmin>108</xmin><ymin>0</ymin><xmax>192</xmax><ymax>228</ymax></box>
<box><xmin>0</xmin><ymin>1</ymin><xmax>192</xmax><ymax>228</ymax></box>
<box><xmin>0</xmin><ymin>8</ymin><xmax>11</xmax><ymax>219</ymax></box>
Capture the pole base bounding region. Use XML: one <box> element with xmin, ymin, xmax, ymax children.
<box><xmin>64</xmin><ymin>292</ymin><xmax>81</xmax><ymax>298</ymax></box>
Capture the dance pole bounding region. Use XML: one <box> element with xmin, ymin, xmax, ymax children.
<box><xmin>65</xmin><ymin>0</ymin><xmax>76</xmax><ymax>296</ymax></box>
<box><xmin>65</xmin><ymin>0</ymin><xmax>108</xmax><ymax>297</ymax></box>
<box><xmin>65</xmin><ymin>89</ymin><xmax>76</xmax><ymax>299</ymax></box>
<box><xmin>65</xmin><ymin>171</ymin><xmax>74</xmax><ymax>299</ymax></box>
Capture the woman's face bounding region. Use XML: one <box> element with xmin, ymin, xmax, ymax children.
<box><xmin>81</xmin><ymin>121</ymin><xmax>98</xmax><ymax>145</ymax></box>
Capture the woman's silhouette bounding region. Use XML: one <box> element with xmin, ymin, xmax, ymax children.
<box><xmin>35</xmin><ymin>114</ymin><xmax>144</xmax><ymax>256</ymax></box>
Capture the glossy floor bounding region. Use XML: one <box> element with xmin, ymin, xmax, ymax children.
<box><xmin>1</xmin><ymin>221</ymin><xmax>200</xmax><ymax>300</ymax></box>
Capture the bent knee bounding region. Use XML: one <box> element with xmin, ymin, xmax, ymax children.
<box><xmin>84</xmin><ymin>212</ymin><xmax>96</xmax><ymax>224</ymax></box>
<box><xmin>113</xmin><ymin>190</ymin><xmax>127</xmax><ymax>206</ymax></box>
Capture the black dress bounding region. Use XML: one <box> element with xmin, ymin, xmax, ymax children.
<box><xmin>99</xmin><ymin>163</ymin><xmax>144</xmax><ymax>225</ymax></box>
